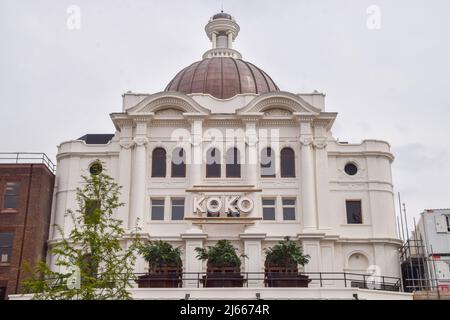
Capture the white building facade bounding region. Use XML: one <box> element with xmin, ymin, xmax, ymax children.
<box><xmin>47</xmin><ymin>12</ymin><xmax>407</xmax><ymax>298</ymax></box>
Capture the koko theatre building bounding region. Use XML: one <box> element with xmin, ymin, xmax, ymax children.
<box><xmin>46</xmin><ymin>13</ymin><xmax>411</xmax><ymax>299</ymax></box>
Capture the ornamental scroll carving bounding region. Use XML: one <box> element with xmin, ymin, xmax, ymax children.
<box><xmin>119</xmin><ymin>140</ymin><xmax>135</xmax><ymax>150</ymax></box>
<box><xmin>313</xmin><ymin>139</ymin><xmax>328</xmax><ymax>150</ymax></box>
<box><xmin>133</xmin><ymin>136</ymin><xmax>149</xmax><ymax>147</ymax></box>
<box><xmin>299</xmin><ymin>136</ymin><xmax>314</xmax><ymax>146</ymax></box>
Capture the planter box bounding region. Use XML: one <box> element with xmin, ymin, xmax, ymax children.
<box><xmin>201</xmin><ymin>268</ymin><xmax>245</xmax><ymax>288</ymax></box>
<box><xmin>264</xmin><ymin>267</ymin><xmax>310</xmax><ymax>288</ymax></box>
<box><xmin>136</xmin><ymin>273</ymin><xmax>182</xmax><ymax>288</ymax></box>
<box><xmin>136</xmin><ymin>267</ymin><xmax>182</xmax><ymax>288</ymax></box>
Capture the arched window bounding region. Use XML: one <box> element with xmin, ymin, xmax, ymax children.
<box><xmin>226</xmin><ymin>148</ymin><xmax>241</xmax><ymax>178</ymax></box>
<box><xmin>280</xmin><ymin>147</ymin><xmax>295</xmax><ymax>177</ymax></box>
<box><xmin>151</xmin><ymin>148</ymin><xmax>166</xmax><ymax>177</ymax></box>
<box><xmin>171</xmin><ymin>147</ymin><xmax>186</xmax><ymax>178</ymax></box>
<box><xmin>260</xmin><ymin>147</ymin><xmax>275</xmax><ymax>178</ymax></box>
<box><xmin>206</xmin><ymin>148</ymin><xmax>221</xmax><ymax>178</ymax></box>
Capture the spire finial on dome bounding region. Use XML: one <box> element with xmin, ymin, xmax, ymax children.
<box><xmin>204</xmin><ymin>12</ymin><xmax>241</xmax><ymax>59</ymax></box>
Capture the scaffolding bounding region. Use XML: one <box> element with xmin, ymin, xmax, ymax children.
<box><xmin>397</xmin><ymin>195</ymin><xmax>450</xmax><ymax>298</ymax></box>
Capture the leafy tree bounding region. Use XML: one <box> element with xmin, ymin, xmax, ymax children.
<box><xmin>139</xmin><ymin>240</ymin><xmax>182</xmax><ymax>273</ymax></box>
<box><xmin>22</xmin><ymin>164</ymin><xmax>140</xmax><ymax>300</ymax></box>
<box><xmin>264</xmin><ymin>236</ymin><xmax>310</xmax><ymax>269</ymax></box>
<box><xmin>195</xmin><ymin>240</ymin><xmax>247</xmax><ymax>269</ymax></box>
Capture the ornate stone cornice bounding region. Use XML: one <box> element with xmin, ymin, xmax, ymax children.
<box><xmin>258</xmin><ymin>119</ymin><xmax>298</xmax><ymax>126</ymax></box>
<box><xmin>293</xmin><ymin>114</ymin><xmax>316</xmax><ymax>123</ymax></box>
<box><xmin>131</xmin><ymin>115</ymin><xmax>153</xmax><ymax>123</ymax></box>
<box><xmin>150</xmin><ymin>119</ymin><xmax>189</xmax><ymax>127</ymax></box>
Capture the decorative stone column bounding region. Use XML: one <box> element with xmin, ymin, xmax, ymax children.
<box><xmin>313</xmin><ymin>135</ymin><xmax>330</xmax><ymax>230</ymax></box>
<box><xmin>189</xmin><ymin>119</ymin><xmax>203</xmax><ymax>187</ymax></box>
<box><xmin>63</xmin><ymin>155</ymin><xmax>81</xmax><ymax>236</ymax></box>
<box><xmin>300</xmin><ymin>122</ymin><xmax>317</xmax><ymax>231</ymax></box>
<box><xmin>227</xmin><ymin>31</ymin><xmax>233</xmax><ymax>48</ymax></box>
<box><xmin>212</xmin><ymin>32</ymin><xmax>217</xmax><ymax>49</ymax></box>
<box><xmin>118</xmin><ymin>136</ymin><xmax>134</xmax><ymax>228</ymax></box>
<box><xmin>243</xmin><ymin>120</ymin><xmax>261</xmax><ymax>219</ymax></box>
<box><xmin>245</xmin><ymin>121</ymin><xmax>258</xmax><ymax>188</ymax></box>
<box><xmin>129</xmin><ymin>120</ymin><xmax>149</xmax><ymax>230</ymax></box>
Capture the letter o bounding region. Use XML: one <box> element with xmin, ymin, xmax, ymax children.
<box><xmin>206</xmin><ymin>197</ymin><xmax>222</xmax><ymax>213</ymax></box>
<box><xmin>237</xmin><ymin>197</ymin><xmax>254</xmax><ymax>213</ymax></box>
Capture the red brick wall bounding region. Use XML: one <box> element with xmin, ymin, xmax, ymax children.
<box><xmin>0</xmin><ymin>164</ymin><xmax>54</xmax><ymax>298</ymax></box>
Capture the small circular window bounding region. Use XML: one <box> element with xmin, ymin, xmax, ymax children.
<box><xmin>89</xmin><ymin>162</ymin><xmax>103</xmax><ymax>175</ymax></box>
<box><xmin>344</xmin><ymin>163</ymin><xmax>358</xmax><ymax>176</ymax></box>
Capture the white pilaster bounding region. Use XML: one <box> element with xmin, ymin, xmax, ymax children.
<box><xmin>129</xmin><ymin>120</ymin><xmax>148</xmax><ymax>230</ymax></box>
<box><xmin>182</xmin><ymin>228</ymin><xmax>207</xmax><ymax>288</ymax></box>
<box><xmin>118</xmin><ymin>127</ymin><xmax>134</xmax><ymax>228</ymax></box>
<box><xmin>300</xmin><ymin>122</ymin><xmax>317</xmax><ymax>231</ymax></box>
<box><xmin>313</xmin><ymin>127</ymin><xmax>330</xmax><ymax>230</ymax></box>
<box><xmin>190</xmin><ymin>119</ymin><xmax>203</xmax><ymax>187</ymax></box>
<box><xmin>301</xmin><ymin>238</ymin><xmax>321</xmax><ymax>285</ymax></box>
<box><xmin>240</xmin><ymin>233</ymin><xmax>265</xmax><ymax>287</ymax></box>
<box><xmin>245</xmin><ymin>121</ymin><xmax>258</xmax><ymax>187</ymax></box>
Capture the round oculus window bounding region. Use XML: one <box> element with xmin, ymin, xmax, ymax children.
<box><xmin>344</xmin><ymin>163</ymin><xmax>358</xmax><ymax>176</ymax></box>
<box><xmin>89</xmin><ymin>162</ymin><xmax>103</xmax><ymax>175</ymax></box>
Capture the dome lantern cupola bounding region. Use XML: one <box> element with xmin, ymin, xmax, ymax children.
<box><xmin>203</xmin><ymin>11</ymin><xmax>242</xmax><ymax>59</ymax></box>
<box><xmin>164</xmin><ymin>12</ymin><xmax>280</xmax><ymax>100</ymax></box>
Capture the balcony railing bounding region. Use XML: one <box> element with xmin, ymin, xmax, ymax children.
<box><xmin>0</xmin><ymin>152</ymin><xmax>56</xmax><ymax>173</ymax></box>
<box><xmin>129</xmin><ymin>271</ymin><xmax>401</xmax><ymax>292</ymax></box>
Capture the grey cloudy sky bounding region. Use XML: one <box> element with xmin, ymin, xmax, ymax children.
<box><xmin>1</xmin><ymin>0</ymin><xmax>449</xmax><ymax>232</ymax></box>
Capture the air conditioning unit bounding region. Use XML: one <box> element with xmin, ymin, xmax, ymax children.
<box><xmin>1</xmin><ymin>254</ymin><xmax>9</xmax><ymax>263</ymax></box>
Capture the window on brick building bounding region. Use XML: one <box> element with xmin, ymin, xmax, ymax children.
<box><xmin>3</xmin><ymin>182</ymin><xmax>20</xmax><ymax>209</ymax></box>
<box><xmin>0</xmin><ymin>286</ymin><xmax>6</xmax><ymax>300</ymax></box>
<box><xmin>0</xmin><ymin>232</ymin><xmax>14</xmax><ymax>263</ymax></box>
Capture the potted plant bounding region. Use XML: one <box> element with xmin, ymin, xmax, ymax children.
<box><xmin>136</xmin><ymin>240</ymin><xmax>183</xmax><ymax>288</ymax></box>
<box><xmin>195</xmin><ymin>240</ymin><xmax>247</xmax><ymax>287</ymax></box>
<box><xmin>264</xmin><ymin>237</ymin><xmax>311</xmax><ymax>287</ymax></box>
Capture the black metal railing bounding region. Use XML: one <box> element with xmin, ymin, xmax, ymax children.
<box><xmin>0</xmin><ymin>152</ymin><xmax>56</xmax><ymax>173</ymax></box>
<box><xmin>131</xmin><ymin>271</ymin><xmax>402</xmax><ymax>292</ymax></box>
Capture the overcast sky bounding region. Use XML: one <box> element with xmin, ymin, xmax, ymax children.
<box><xmin>1</xmin><ymin>0</ymin><xmax>449</xmax><ymax>233</ymax></box>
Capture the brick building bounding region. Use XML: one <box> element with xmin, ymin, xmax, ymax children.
<box><xmin>0</xmin><ymin>153</ymin><xmax>55</xmax><ymax>299</ymax></box>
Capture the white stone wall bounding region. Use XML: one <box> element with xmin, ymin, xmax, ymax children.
<box><xmin>49</xmin><ymin>91</ymin><xmax>402</xmax><ymax>280</ymax></box>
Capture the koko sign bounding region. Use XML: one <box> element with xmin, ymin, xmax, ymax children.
<box><xmin>194</xmin><ymin>195</ymin><xmax>254</xmax><ymax>215</ymax></box>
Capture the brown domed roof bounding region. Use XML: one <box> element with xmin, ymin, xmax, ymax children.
<box><xmin>165</xmin><ymin>57</ymin><xmax>279</xmax><ymax>99</ymax></box>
